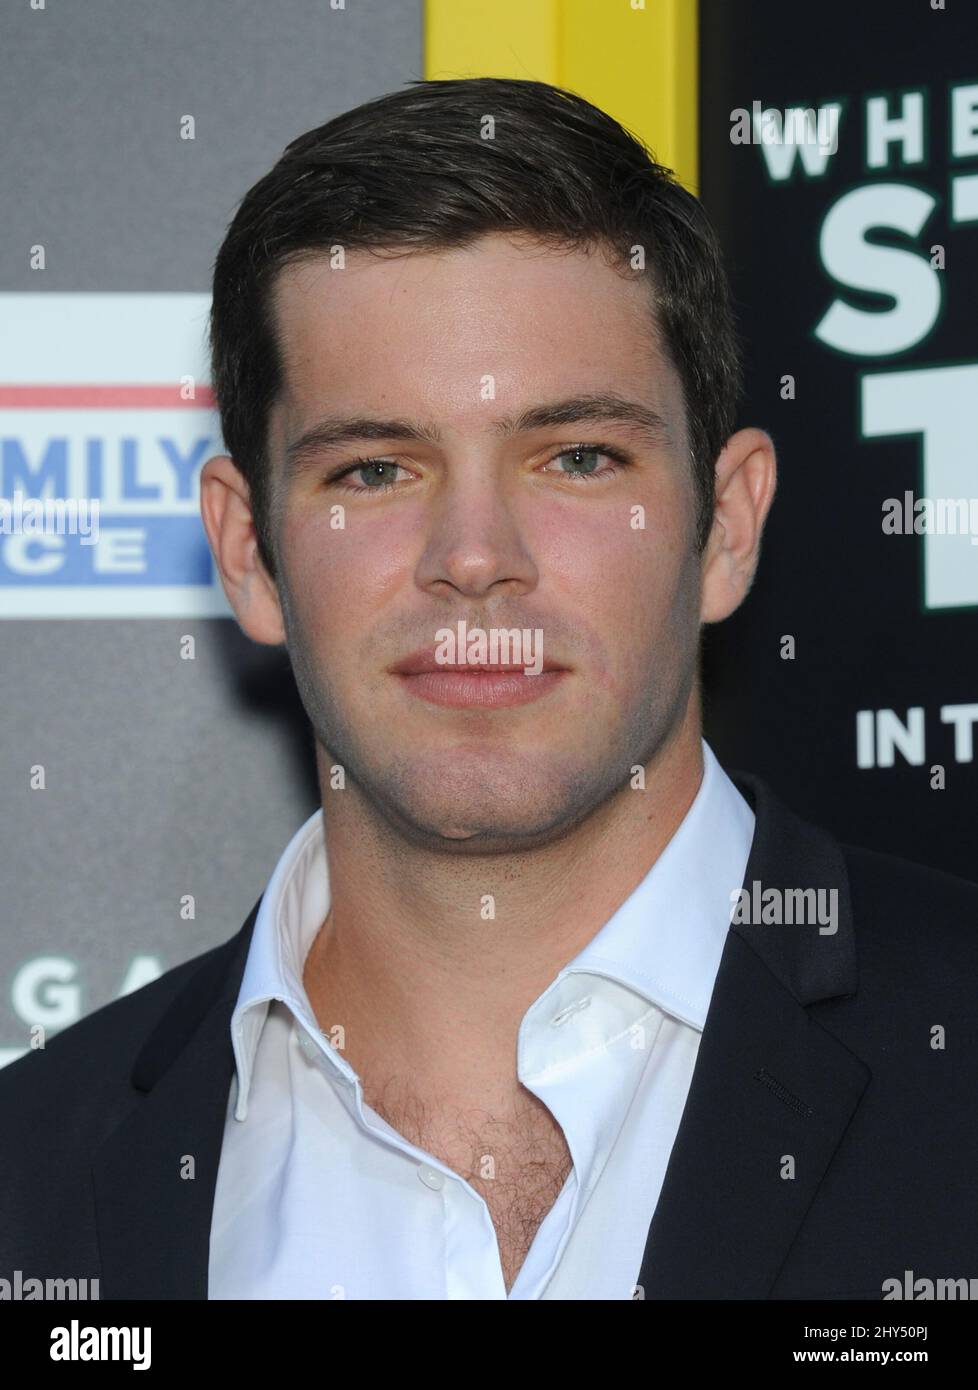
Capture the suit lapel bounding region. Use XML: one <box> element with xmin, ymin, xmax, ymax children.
<box><xmin>636</xmin><ymin>771</ymin><xmax>871</xmax><ymax>1298</ymax></box>
<box><xmin>92</xmin><ymin>899</ymin><xmax>260</xmax><ymax>1299</ymax></box>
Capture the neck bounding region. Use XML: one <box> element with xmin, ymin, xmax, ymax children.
<box><xmin>302</xmin><ymin>706</ymin><xmax>704</xmax><ymax>1107</ymax></box>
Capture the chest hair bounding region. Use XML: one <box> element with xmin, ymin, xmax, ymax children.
<box><xmin>364</xmin><ymin>1075</ymin><xmax>573</xmax><ymax>1291</ymax></box>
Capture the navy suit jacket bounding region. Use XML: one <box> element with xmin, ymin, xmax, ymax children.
<box><xmin>2</xmin><ymin>768</ymin><xmax>977</xmax><ymax>1299</ymax></box>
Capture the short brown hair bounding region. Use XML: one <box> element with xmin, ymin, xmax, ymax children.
<box><xmin>209</xmin><ymin>77</ymin><xmax>743</xmax><ymax>578</ymax></box>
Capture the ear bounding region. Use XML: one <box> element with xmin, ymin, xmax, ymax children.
<box><xmin>199</xmin><ymin>454</ymin><xmax>286</xmax><ymax>644</ymax></box>
<box><xmin>699</xmin><ymin>427</ymin><xmax>777</xmax><ymax>624</ymax></box>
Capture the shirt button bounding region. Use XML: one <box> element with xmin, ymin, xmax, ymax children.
<box><xmin>551</xmin><ymin>995</ymin><xmax>591</xmax><ymax>1026</ymax></box>
<box><xmin>418</xmin><ymin>1164</ymin><xmax>445</xmax><ymax>1191</ymax></box>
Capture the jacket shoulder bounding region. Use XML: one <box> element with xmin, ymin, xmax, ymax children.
<box><xmin>838</xmin><ymin>840</ymin><xmax>978</xmax><ymax>990</ymax></box>
<box><xmin>842</xmin><ymin>839</ymin><xmax>978</xmax><ymax>926</ymax></box>
<box><xmin>0</xmin><ymin>916</ymin><xmax>254</xmax><ymax>1274</ymax></box>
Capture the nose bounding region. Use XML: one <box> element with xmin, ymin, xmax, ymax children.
<box><xmin>413</xmin><ymin>464</ymin><xmax>539</xmax><ymax>601</ymax></box>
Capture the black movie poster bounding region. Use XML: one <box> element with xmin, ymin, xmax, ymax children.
<box><xmin>700</xmin><ymin>0</ymin><xmax>977</xmax><ymax>881</ymax></box>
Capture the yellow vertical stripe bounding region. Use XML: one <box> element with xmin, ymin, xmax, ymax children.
<box><xmin>424</xmin><ymin>0</ymin><xmax>699</xmax><ymax>192</ymax></box>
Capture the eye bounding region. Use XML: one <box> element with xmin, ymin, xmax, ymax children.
<box><xmin>326</xmin><ymin>457</ymin><xmax>412</xmax><ymax>494</ymax></box>
<box><xmin>540</xmin><ymin>444</ymin><xmax>633</xmax><ymax>481</ymax></box>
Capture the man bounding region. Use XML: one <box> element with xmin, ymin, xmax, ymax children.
<box><xmin>2</xmin><ymin>77</ymin><xmax>976</xmax><ymax>1302</ymax></box>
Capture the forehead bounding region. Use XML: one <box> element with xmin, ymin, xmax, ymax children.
<box><xmin>267</xmin><ymin>233</ymin><xmax>683</xmax><ymax>451</ymax></box>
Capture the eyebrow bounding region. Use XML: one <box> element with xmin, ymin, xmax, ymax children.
<box><xmin>283</xmin><ymin>392</ymin><xmax>671</xmax><ymax>476</ymax></box>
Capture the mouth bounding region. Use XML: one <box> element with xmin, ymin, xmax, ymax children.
<box><xmin>389</xmin><ymin>651</ymin><xmax>570</xmax><ymax>709</ymax></box>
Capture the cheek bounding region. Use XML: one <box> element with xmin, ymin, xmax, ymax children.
<box><xmin>535</xmin><ymin>494</ymin><xmax>693</xmax><ymax>698</ymax></box>
<box><xmin>282</xmin><ymin>503</ymin><xmax>417</xmax><ymax>626</ymax></box>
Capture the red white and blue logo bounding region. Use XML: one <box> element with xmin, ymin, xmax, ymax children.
<box><xmin>0</xmin><ymin>293</ymin><xmax>231</xmax><ymax>617</ymax></box>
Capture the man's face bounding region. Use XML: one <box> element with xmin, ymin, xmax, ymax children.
<box><xmin>265</xmin><ymin>232</ymin><xmax>704</xmax><ymax>851</ymax></box>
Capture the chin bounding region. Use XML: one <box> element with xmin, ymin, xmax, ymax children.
<box><xmin>381</xmin><ymin>780</ymin><xmax>600</xmax><ymax>853</ymax></box>
<box><xmin>408</xmin><ymin>819</ymin><xmax>576</xmax><ymax>854</ymax></box>
<box><xmin>361</xmin><ymin>746</ymin><xmax>618</xmax><ymax>848</ymax></box>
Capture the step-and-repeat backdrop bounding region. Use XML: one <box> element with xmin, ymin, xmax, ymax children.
<box><xmin>2</xmin><ymin>0</ymin><xmax>973</xmax><ymax>1070</ymax></box>
<box><xmin>0</xmin><ymin>0</ymin><xmax>421</xmax><ymax>1067</ymax></box>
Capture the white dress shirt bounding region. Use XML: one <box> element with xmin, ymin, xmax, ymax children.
<box><xmin>208</xmin><ymin>738</ymin><xmax>755</xmax><ymax>1300</ymax></box>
